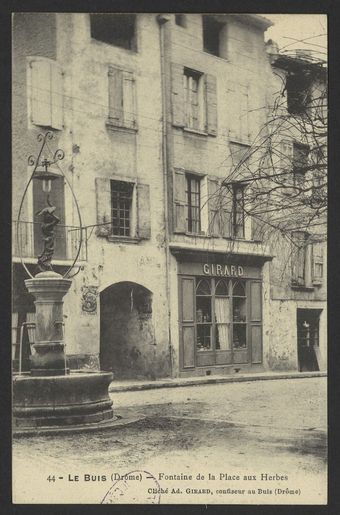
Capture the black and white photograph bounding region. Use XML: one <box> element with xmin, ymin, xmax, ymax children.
<box><xmin>11</xmin><ymin>11</ymin><xmax>327</xmax><ymax>504</ymax></box>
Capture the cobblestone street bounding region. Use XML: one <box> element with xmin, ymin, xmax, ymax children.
<box><xmin>13</xmin><ymin>377</ymin><xmax>327</xmax><ymax>504</ymax></box>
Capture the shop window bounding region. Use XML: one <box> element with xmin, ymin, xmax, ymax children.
<box><xmin>232</xmin><ymin>185</ymin><xmax>245</xmax><ymax>238</ymax></box>
<box><xmin>194</xmin><ymin>277</ymin><xmax>249</xmax><ymax>361</ymax></box>
<box><xmin>107</xmin><ymin>66</ymin><xmax>137</xmax><ymax>130</ymax></box>
<box><xmin>175</xmin><ymin>14</ymin><xmax>186</xmax><ymax>27</ymax></box>
<box><xmin>232</xmin><ymin>281</ymin><xmax>247</xmax><ymax>349</ymax></box>
<box><xmin>29</xmin><ymin>57</ymin><xmax>63</xmax><ymax>130</ymax></box>
<box><xmin>90</xmin><ymin>14</ymin><xmax>137</xmax><ymax>51</ymax></box>
<box><xmin>196</xmin><ymin>279</ymin><xmax>212</xmax><ymax>352</ymax></box>
<box><xmin>286</xmin><ymin>72</ymin><xmax>312</xmax><ymax>115</ymax></box>
<box><xmin>202</xmin><ymin>15</ymin><xmax>226</xmax><ymax>58</ymax></box>
<box><xmin>111</xmin><ymin>180</ymin><xmax>134</xmax><ymax>236</ymax></box>
<box><xmin>186</xmin><ymin>174</ymin><xmax>202</xmax><ymax>233</ymax></box>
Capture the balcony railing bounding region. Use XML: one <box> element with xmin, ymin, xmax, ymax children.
<box><xmin>13</xmin><ymin>221</ymin><xmax>87</xmax><ymax>262</ymax></box>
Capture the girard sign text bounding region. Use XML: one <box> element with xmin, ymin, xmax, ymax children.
<box><xmin>203</xmin><ymin>263</ymin><xmax>244</xmax><ymax>277</ymax></box>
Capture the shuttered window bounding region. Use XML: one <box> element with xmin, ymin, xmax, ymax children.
<box><xmin>183</xmin><ymin>69</ymin><xmax>204</xmax><ymax>131</ymax></box>
<box><xmin>171</xmin><ymin>64</ymin><xmax>217</xmax><ymax>135</ymax></box>
<box><xmin>29</xmin><ymin>58</ymin><xmax>63</xmax><ymax>130</ymax></box>
<box><xmin>95</xmin><ymin>177</ymin><xmax>150</xmax><ymax>240</ymax></box>
<box><xmin>108</xmin><ymin>66</ymin><xmax>137</xmax><ymax>130</ymax></box>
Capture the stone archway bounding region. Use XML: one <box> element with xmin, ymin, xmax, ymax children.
<box><xmin>100</xmin><ymin>281</ymin><xmax>156</xmax><ymax>379</ymax></box>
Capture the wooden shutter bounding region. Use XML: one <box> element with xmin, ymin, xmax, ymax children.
<box><xmin>208</xmin><ymin>176</ymin><xmax>220</xmax><ymax>236</ymax></box>
<box><xmin>251</xmin><ymin>215</ymin><xmax>263</xmax><ymax>242</ymax></box>
<box><xmin>312</xmin><ymin>242</ymin><xmax>324</xmax><ymax>283</ymax></box>
<box><xmin>171</xmin><ymin>63</ymin><xmax>185</xmax><ymax>127</ymax></box>
<box><xmin>95</xmin><ymin>178</ymin><xmax>111</xmax><ymax>236</ymax></box>
<box><xmin>137</xmin><ymin>183</ymin><xmax>151</xmax><ymax>239</ymax></box>
<box><xmin>108</xmin><ymin>66</ymin><xmax>123</xmax><ymax>125</ymax></box>
<box><xmin>239</xmin><ymin>85</ymin><xmax>249</xmax><ymax>142</ymax></box>
<box><xmin>205</xmin><ymin>74</ymin><xmax>217</xmax><ymax>136</ymax></box>
<box><xmin>123</xmin><ymin>70</ymin><xmax>137</xmax><ymax>129</ymax></box>
<box><xmin>228</xmin><ymin>81</ymin><xmax>248</xmax><ymax>142</ymax></box>
<box><xmin>249</xmin><ymin>281</ymin><xmax>262</xmax><ymax>364</ymax></box>
<box><xmin>51</xmin><ymin>62</ymin><xmax>63</xmax><ymax>130</ymax></box>
<box><xmin>180</xmin><ymin>277</ymin><xmax>195</xmax><ymax>368</ymax></box>
<box><xmin>291</xmin><ymin>232</ymin><xmax>306</xmax><ymax>285</ymax></box>
<box><xmin>173</xmin><ymin>168</ymin><xmax>187</xmax><ymax>233</ymax></box>
<box><xmin>31</xmin><ymin>59</ymin><xmax>52</xmax><ymax>127</ymax></box>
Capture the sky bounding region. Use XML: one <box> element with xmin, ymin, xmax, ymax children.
<box><xmin>264</xmin><ymin>14</ymin><xmax>327</xmax><ymax>60</ymax></box>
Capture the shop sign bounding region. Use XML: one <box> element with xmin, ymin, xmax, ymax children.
<box><xmin>203</xmin><ymin>263</ymin><xmax>244</xmax><ymax>277</ymax></box>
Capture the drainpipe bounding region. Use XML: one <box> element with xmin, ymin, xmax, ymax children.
<box><xmin>157</xmin><ymin>14</ymin><xmax>174</xmax><ymax>377</ymax></box>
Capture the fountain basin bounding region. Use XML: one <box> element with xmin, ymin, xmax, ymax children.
<box><xmin>13</xmin><ymin>371</ymin><xmax>115</xmax><ymax>432</ymax></box>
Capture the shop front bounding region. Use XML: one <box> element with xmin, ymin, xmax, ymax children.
<box><xmin>174</xmin><ymin>251</ymin><xmax>268</xmax><ymax>376</ymax></box>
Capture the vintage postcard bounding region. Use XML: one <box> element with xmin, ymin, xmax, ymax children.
<box><xmin>12</xmin><ymin>12</ymin><xmax>327</xmax><ymax>504</ymax></box>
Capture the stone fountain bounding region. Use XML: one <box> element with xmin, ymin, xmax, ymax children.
<box><xmin>13</xmin><ymin>132</ymin><xmax>115</xmax><ymax>435</ymax></box>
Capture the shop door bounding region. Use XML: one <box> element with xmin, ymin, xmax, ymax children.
<box><xmin>297</xmin><ymin>309</ymin><xmax>321</xmax><ymax>372</ymax></box>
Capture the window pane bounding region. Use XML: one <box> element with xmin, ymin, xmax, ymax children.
<box><xmin>233</xmin><ymin>324</ymin><xmax>247</xmax><ymax>348</ymax></box>
<box><xmin>215</xmin><ymin>279</ymin><xmax>229</xmax><ymax>296</ymax></box>
<box><xmin>186</xmin><ymin>175</ymin><xmax>201</xmax><ymax>233</ymax></box>
<box><xmin>216</xmin><ymin>324</ymin><xmax>230</xmax><ymax>350</ymax></box>
<box><xmin>196</xmin><ymin>297</ymin><xmax>211</xmax><ymax>323</ymax></box>
<box><xmin>111</xmin><ymin>180</ymin><xmax>133</xmax><ymax>236</ymax></box>
<box><xmin>215</xmin><ymin>297</ymin><xmax>230</xmax><ymax>323</ymax></box>
<box><xmin>233</xmin><ymin>281</ymin><xmax>246</xmax><ymax>297</ymax></box>
<box><xmin>196</xmin><ymin>278</ymin><xmax>211</xmax><ymax>295</ymax></box>
<box><xmin>197</xmin><ymin>324</ymin><xmax>212</xmax><ymax>351</ymax></box>
<box><xmin>233</xmin><ymin>297</ymin><xmax>246</xmax><ymax>322</ymax></box>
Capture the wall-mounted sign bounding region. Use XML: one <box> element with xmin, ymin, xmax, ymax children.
<box><xmin>203</xmin><ymin>263</ymin><xmax>244</xmax><ymax>277</ymax></box>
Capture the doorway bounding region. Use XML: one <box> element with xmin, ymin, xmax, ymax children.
<box><xmin>100</xmin><ymin>282</ymin><xmax>155</xmax><ymax>379</ymax></box>
<box><xmin>297</xmin><ymin>309</ymin><xmax>322</xmax><ymax>372</ymax></box>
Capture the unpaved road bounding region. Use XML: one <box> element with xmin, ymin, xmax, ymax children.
<box><xmin>13</xmin><ymin>377</ymin><xmax>327</xmax><ymax>504</ymax></box>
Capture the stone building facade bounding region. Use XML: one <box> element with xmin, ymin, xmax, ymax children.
<box><xmin>12</xmin><ymin>13</ymin><xmax>327</xmax><ymax>379</ymax></box>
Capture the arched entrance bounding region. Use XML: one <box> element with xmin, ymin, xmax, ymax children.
<box><xmin>100</xmin><ymin>282</ymin><xmax>156</xmax><ymax>379</ymax></box>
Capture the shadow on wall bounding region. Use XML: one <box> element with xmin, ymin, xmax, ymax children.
<box><xmin>100</xmin><ymin>281</ymin><xmax>160</xmax><ymax>379</ymax></box>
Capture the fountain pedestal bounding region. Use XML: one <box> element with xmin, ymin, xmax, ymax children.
<box><xmin>25</xmin><ymin>271</ymin><xmax>71</xmax><ymax>376</ymax></box>
<box><xmin>13</xmin><ymin>271</ymin><xmax>115</xmax><ymax>434</ymax></box>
